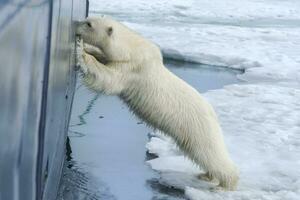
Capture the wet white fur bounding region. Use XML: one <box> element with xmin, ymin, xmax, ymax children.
<box><xmin>76</xmin><ymin>16</ymin><xmax>239</xmax><ymax>190</ymax></box>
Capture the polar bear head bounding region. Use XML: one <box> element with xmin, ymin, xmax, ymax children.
<box><xmin>76</xmin><ymin>16</ymin><xmax>162</xmax><ymax>66</ymax></box>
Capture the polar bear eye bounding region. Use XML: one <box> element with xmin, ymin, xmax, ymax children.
<box><xmin>107</xmin><ymin>26</ymin><xmax>113</xmax><ymax>36</ymax></box>
<box><xmin>86</xmin><ymin>21</ymin><xmax>92</xmax><ymax>28</ymax></box>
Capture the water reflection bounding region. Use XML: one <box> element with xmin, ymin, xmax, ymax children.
<box><xmin>57</xmin><ymin>162</ymin><xmax>117</xmax><ymax>200</ymax></box>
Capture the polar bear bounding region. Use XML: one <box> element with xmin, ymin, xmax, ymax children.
<box><xmin>76</xmin><ymin>16</ymin><xmax>239</xmax><ymax>190</ymax></box>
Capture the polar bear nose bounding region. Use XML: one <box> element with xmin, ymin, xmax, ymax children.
<box><xmin>74</xmin><ymin>21</ymin><xmax>82</xmax><ymax>36</ymax></box>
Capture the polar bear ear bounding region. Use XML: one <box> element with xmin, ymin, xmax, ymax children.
<box><xmin>107</xmin><ymin>26</ymin><xmax>113</xmax><ymax>36</ymax></box>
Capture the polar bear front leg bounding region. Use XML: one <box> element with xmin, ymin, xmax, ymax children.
<box><xmin>81</xmin><ymin>51</ymin><xmax>124</xmax><ymax>95</ymax></box>
<box><xmin>76</xmin><ymin>38</ymin><xmax>88</xmax><ymax>74</ymax></box>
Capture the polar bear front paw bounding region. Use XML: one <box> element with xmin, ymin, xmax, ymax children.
<box><xmin>75</xmin><ymin>38</ymin><xmax>88</xmax><ymax>75</ymax></box>
<box><xmin>83</xmin><ymin>43</ymin><xmax>107</xmax><ymax>64</ymax></box>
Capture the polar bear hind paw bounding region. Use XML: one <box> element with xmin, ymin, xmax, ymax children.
<box><xmin>198</xmin><ymin>172</ymin><xmax>214</xmax><ymax>182</ymax></box>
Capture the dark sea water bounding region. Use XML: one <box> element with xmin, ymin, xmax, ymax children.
<box><xmin>56</xmin><ymin>60</ymin><xmax>242</xmax><ymax>200</ymax></box>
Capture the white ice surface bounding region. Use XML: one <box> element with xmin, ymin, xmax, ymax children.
<box><xmin>90</xmin><ymin>0</ymin><xmax>300</xmax><ymax>199</ymax></box>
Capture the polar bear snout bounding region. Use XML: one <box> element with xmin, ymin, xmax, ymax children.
<box><xmin>75</xmin><ymin>20</ymin><xmax>99</xmax><ymax>50</ymax></box>
<box><xmin>75</xmin><ymin>20</ymin><xmax>91</xmax><ymax>36</ymax></box>
<box><xmin>74</xmin><ymin>20</ymin><xmax>80</xmax><ymax>35</ymax></box>
<box><xmin>75</xmin><ymin>21</ymin><xmax>84</xmax><ymax>38</ymax></box>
